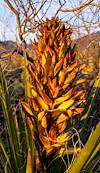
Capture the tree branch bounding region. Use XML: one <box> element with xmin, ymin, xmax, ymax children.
<box><xmin>60</xmin><ymin>0</ymin><xmax>94</xmax><ymax>12</ymax></box>
<box><xmin>4</xmin><ymin>0</ymin><xmax>18</xmax><ymax>15</ymax></box>
<box><xmin>91</xmin><ymin>3</ymin><xmax>100</xmax><ymax>8</ymax></box>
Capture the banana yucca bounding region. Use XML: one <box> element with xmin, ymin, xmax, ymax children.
<box><xmin>21</xmin><ymin>17</ymin><xmax>86</xmax><ymax>171</ymax></box>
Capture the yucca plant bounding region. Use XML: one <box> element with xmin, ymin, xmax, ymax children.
<box><xmin>0</xmin><ymin>17</ymin><xmax>99</xmax><ymax>173</ymax></box>
<box><xmin>21</xmin><ymin>17</ymin><xmax>86</xmax><ymax>172</ymax></box>
<box><xmin>0</xmin><ymin>65</ymin><xmax>33</xmax><ymax>173</ymax></box>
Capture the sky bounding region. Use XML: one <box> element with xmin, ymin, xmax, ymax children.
<box><xmin>0</xmin><ymin>0</ymin><xmax>18</xmax><ymax>41</ymax></box>
<box><xmin>0</xmin><ymin>0</ymin><xmax>99</xmax><ymax>42</ymax></box>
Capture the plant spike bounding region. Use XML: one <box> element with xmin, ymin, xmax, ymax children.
<box><xmin>21</xmin><ymin>17</ymin><xmax>86</xmax><ymax>172</ymax></box>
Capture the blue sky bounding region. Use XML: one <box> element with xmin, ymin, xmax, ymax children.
<box><xmin>0</xmin><ymin>0</ymin><xmax>17</xmax><ymax>41</ymax></box>
<box><xmin>0</xmin><ymin>0</ymin><xmax>99</xmax><ymax>42</ymax></box>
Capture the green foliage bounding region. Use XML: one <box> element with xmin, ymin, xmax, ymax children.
<box><xmin>81</xmin><ymin>73</ymin><xmax>100</xmax><ymax>122</ymax></box>
<box><xmin>0</xmin><ymin>65</ymin><xmax>34</xmax><ymax>173</ymax></box>
<box><xmin>79</xmin><ymin>73</ymin><xmax>100</xmax><ymax>143</ymax></box>
<box><xmin>66</xmin><ymin>123</ymin><xmax>100</xmax><ymax>173</ymax></box>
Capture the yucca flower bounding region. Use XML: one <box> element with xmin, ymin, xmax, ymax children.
<box><xmin>21</xmin><ymin>17</ymin><xmax>86</xmax><ymax>171</ymax></box>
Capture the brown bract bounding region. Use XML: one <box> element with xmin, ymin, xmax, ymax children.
<box><xmin>21</xmin><ymin>17</ymin><xmax>86</xmax><ymax>159</ymax></box>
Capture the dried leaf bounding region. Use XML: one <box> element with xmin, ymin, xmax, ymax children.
<box><xmin>37</xmin><ymin>111</ymin><xmax>45</xmax><ymax>121</ymax></box>
<box><xmin>56</xmin><ymin>113</ymin><xmax>68</xmax><ymax>125</ymax></box>
<box><xmin>41</xmin><ymin>53</ymin><xmax>46</xmax><ymax>68</ymax></box>
<box><xmin>53</xmin><ymin>87</ymin><xmax>59</xmax><ymax>98</ymax></box>
<box><xmin>21</xmin><ymin>101</ymin><xmax>33</xmax><ymax>116</ymax></box>
<box><xmin>41</xmin><ymin>116</ymin><xmax>47</xmax><ymax>129</ymax></box>
<box><xmin>31</xmin><ymin>88</ymin><xmax>38</xmax><ymax>98</ymax></box>
<box><xmin>39</xmin><ymin>134</ymin><xmax>51</xmax><ymax>149</ymax></box>
<box><xmin>59</xmin><ymin>70</ymin><xmax>65</xmax><ymax>85</ymax></box>
<box><xmin>57</xmin><ymin>99</ymin><xmax>74</xmax><ymax>111</ymax></box>
<box><xmin>65</xmin><ymin>61</ymin><xmax>77</xmax><ymax>73</ymax></box>
<box><xmin>57</xmin><ymin>121</ymin><xmax>67</xmax><ymax>133</ymax></box>
<box><xmin>56</xmin><ymin>132</ymin><xmax>70</xmax><ymax>143</ymax></box>
<box><xmin>37</xmin><ymin>96</ymin><xmax>49</xmax><ymax>111</ymax></box>
<box><xmin>53</xmin><ymin>92</ymin><xmax>72</xmax><ymax>107</ymax></box>
<box><xmin>75</xmin><ymin>79</ymin><xmax>86</xmax><ymax>85</ymax></box>
<box><xmin>31</xmin><ymin>99</ymin><xmax>39</xmax><ymax>112</ymax></box>
<box><xmin>49</xmin><ymin>126</ymin><xmax>57</xmax><ymax>140</ymax></box>
<box><xmin>26</xmin><ymin>117</ymin><xmax>33</xmax><ymax>131</ymax></box>
<box><xmin>54</xmin><ymin>59</ymin><xmax>63</xmax><ymax>76</ymax></box>
<box><xmin>64</xmin><ymin>67</ymin><xmax>78</xmax><ymax>85</ymax></box>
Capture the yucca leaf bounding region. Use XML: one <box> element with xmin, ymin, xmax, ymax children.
<box><xmin>4</xmin><ymin>161</ymin><xmax>12</xmax><ymax>173</ymax></box>
<box><xmin>0</xmin><ymin>85</ymin><xmax>18</xmax><ymax>172</ymax></box>
<box><xmin>83</xmin><ymin>142</ymin><xmax>100</xmax><ymax>169</ymax></box>
<box><xmin>0</xmin><ymin>66</ymin><xmax>24</xmax><ymax>172</ymax></box>
<box><xmin>0</xmin><ymin>138</ymin><xmax>13</xmax><ymax>172</ymax></box>
<box><xmin>82</xmin><ymin>155</ymin><xmax>100</xmax><ymax>173</ymax></box>
<box><xmin>79</xmin><ymin>73</ymin><xmax>100</xmax><ymax>142</ymax></box>
<box><xmin>66</xmin><ymin>123</ymin><xmax>100</xmax><ymax>173</ymax></box>
<box><xmin>81</xmin><ymin>74</ymin><xmax>100</xmax><ymax>121</ymax></box>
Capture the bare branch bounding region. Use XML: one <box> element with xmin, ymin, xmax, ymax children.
<box><xmin>4</xmin><ymin>0</ymin><xmax>18</xmax><ymax>15</ymax></box>
<box><xmin>91</xmin><ymin>3</ymin><xmax>100</xmax><ymax>8</ymax></box>
<box><xmin>60</xmin><ymin>0</ymin><xmax>94</xmax><ymax>12</ymax></box>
